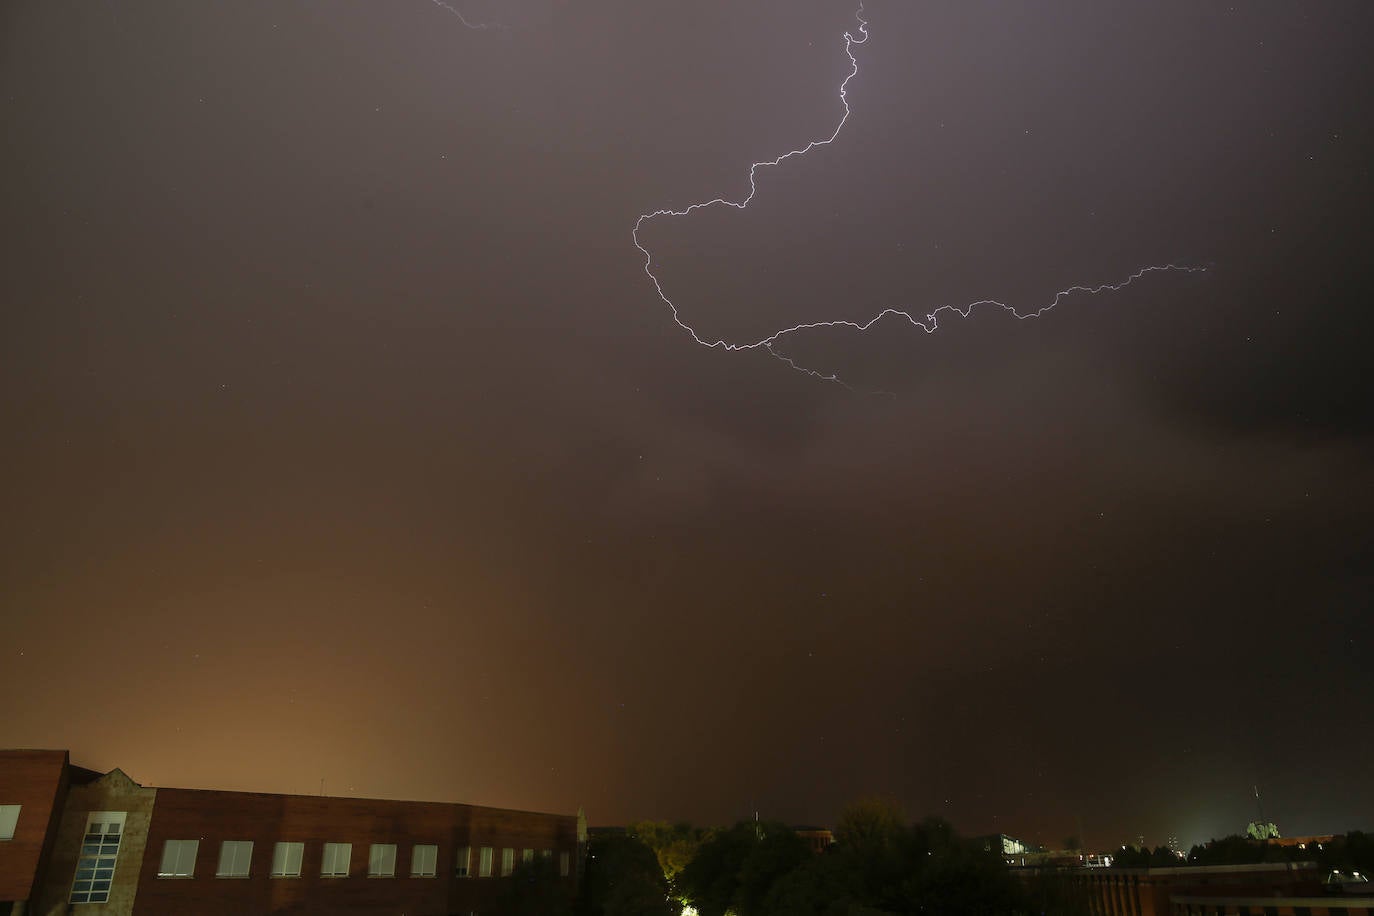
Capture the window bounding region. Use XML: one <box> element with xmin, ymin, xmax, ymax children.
<box><xmin>522</xmin><ymin>848</ymin><xmax>534</xmax><ymax>865</ymax></box>
<box><xmin>478</xmin><ymin>846</ymin><xmax>493</xmax><ymax>877</ymax></box>
<box><xmin>270</xmin><ymin>841</ymin><xmax>304</xmax><ymax>877</ymax></box>
<box><xmin>411</xmin><ymin>843</ymin><xmax>437</xmax><ymax>877</ymax></box>
<box><xmin>368</xmin><ymin>843</ymin><xmax>396</xmax><ymax>877</ymax></box>
<box><xmin>559</xmin><ymin>851</ymin><xmax>570</xmax><ymax>877</ymax></box>
<box><xmin>542</xmin><ymin>849</ymin><xmax>553</xmax><ymax>861</ymax></box>
<box><xmin>501</xmin><ymin>847</ymin><xmax>514</xmax><ymax>876</ymax></box>
<box><xmin>158</xmin><ymin>839</ymin><xmax>199</xmax><ymax>878</ymax></box>
<box><xmin>0</xmin><ymin>805</ymin><xmax>20</xmax><ymax>840</ymax></box>
<box><xmin>451</xmin><ymin>845</ymin><xmax>469</xmax><ymax>878</ymax></box>
<box><xmin>70</xmin><ymin>812</ymin><xmax>125</xmax><ymax>903</ymax></box>
<box><xmin>321</xmin><ymin>842</ymin><xmax>352</xmax><ymax>877</ymax></box>
<box><xmin>216</xmin><ymin>840</ymin><xmax>253</xmax><ymax>877</ymax></box>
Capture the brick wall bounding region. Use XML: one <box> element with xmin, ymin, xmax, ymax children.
<box><xmin>133</xmin><ymin>787</ymin><xmax>580</xmax><ymax>916</ymax></box>
<box><xmin>0</xmin><ymin>750</ymin><xmax>69</xmax><ymax>906</ymax></box>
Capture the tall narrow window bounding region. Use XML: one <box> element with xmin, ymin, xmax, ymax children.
<box><xmin>522</xmin><ymin>848</ymin><xmax>534</xmax><ymax>865</ymax></box>
<box><xmin>559</xmin><ymin>851</ymin><xmax>570</xmax><ymax>877</ymax></box>
<box><xmin>501</xmin><ymin>847</ymin><xmax>514</xmax><ymax>876</ymax></box>
<box><xmin>70</xmin><ymin>812</ymin><xmax>126</xmax><ymax>903</ymax></box>
<box><xmin>411</xmin><ymin>844</ymin><xmax>438</xmax><ymax>877</ymax></box>
<box><xmin>478</xmin><ymin>846</ymin><xmax>494</xmax><ymax>877</ymax></box>
<box><xmin>157</xmin><ymin>839</ymin><xmax>200</xmax><ymax>878</ymax></box>
<box><xmin>368</xmin><ymin>843</ymin><xmax>397</xmax><ymax>877</ymax></box>
<box><xmin>452</xmin><ymin>845</ymin><xmax>470</xmax><ymax>878</ymax></box>
<box><xmin>271</xmin><ymin>842</ymin><xmax>304</xmax><ymax>877</ymax></box>
<box><xmin>216</xmin><ymin>840</ymin><xmax>253</xmax><ymax>877</ymax></box>
<box><xmin>321</xmin><ymin>842</ymin><xmax>352</xmax><ymax>877</ymax></box>
<box><xmin>0</xmin><ymin>805</ymin><xmax>20</xmax><ymax>840</ymax></box>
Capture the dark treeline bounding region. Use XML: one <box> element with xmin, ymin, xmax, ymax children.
<box><xmin>570</xmin><ymin>798</ymin><xmax>1087</xmax><ymax>916</ymax></box>
<box><xmin>1111</xmin><ymin>830</ymin><xmax>1373</xmax><ymax>873</ymax></box>
<box><xmin>495</xmin><ymin>806</ymin><xmax>1373</xmax><ymax>916</ymax></box>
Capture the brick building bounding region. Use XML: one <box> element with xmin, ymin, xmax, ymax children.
<box><xmin>1</xmin><ymin>749</ymin><xmax>585</xmax><ymax>916</ymax></box>
<box><xmin>1025</xmin><ymin>861</ymin><xmax>1374</xmax><ymax>916</ymax></box>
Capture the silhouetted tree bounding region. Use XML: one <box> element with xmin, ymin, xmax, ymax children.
<box><xmin>1149</xmin><ymin>845</ymin><xmax>1179</xmax><ymax>866</ymax></box>
<box><xmin>831</xmin><ymin>797</ymin><xmax>910</xmax><ymax>907</ymax></box>
<box><xmin>898</xmin><ymin>817</ymin><xmax>1024</xmax><ymax>916</ymax></box>
<box><xmin>1185</xmin><ymin>834</ymin><xmax>1290</xmax><ymax>866</ymax></box>
<box><xmin>1111</xmin><ymin>845</ymin><xmax>1152</xmax><ymax>868</ymax></box>
<box><xmin>1312</xmin><ymin>831</ymin><xmax>1374</xmax><ymax>876</ymax></box>
<box><xmin>677</xmin><ymin>820</ymin><xmax>808</xmax><ymax>916</ymax></box>
<box><xmin>576</xmin><ymin>834</ymin><xmax>677</xmax><ymax>916</ymax></box>
<box><xmin>677</xmin><ymin>823</ymin><xmax>757</xmax><ymax>916</ymax></box>
<box><xmin>734</xmin><ymin>824</ymin><xmax>811</xmax><ymax>916</ymax></box>
<box><xmin>761</xmin><ymin>851</ymin><xmax>859</xmax><ymax>916</ymax></box>
<box><xmin>628</xmin><ymin>820</ymin><xmax>711</xmax><ymax>891</ymax></box>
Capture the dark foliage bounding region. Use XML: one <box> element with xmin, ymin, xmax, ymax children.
<box><xmin>1312</xmin><ymin>831</ymin><xmax>1374</xmax><ymax>876</ymax></box>
<box><xmin>672</xmin><ymin>802</ymin><xmax>1084</xmax><ymax>916</ymax></box>
<box><xmin>576</xmin><ymin>833</ymin><xmax>678</xmax><ymax>916</ymax></box>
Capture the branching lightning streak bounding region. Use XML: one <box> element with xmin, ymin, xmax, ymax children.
<box><xmin>632</xmin><ymin>3</ymin><xmax>1203</xmax><ymax>386</ymax></box>
<box><xmin>428</xmin><ymin>0</ymin><xmax>503</xmax><ymax>30</ymax></box>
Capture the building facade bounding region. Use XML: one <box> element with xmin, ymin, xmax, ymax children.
<box><xmin>1</xmin><ymin>749</ymin><xmax>584</xmax><ymax>916</ymax></box>
<box><xmin>1025</xmin><ymin>861</ymin><xmax>1374</xmax><ymax>916</ymax></box>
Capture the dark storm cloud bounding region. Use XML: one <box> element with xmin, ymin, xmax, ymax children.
<box><xmin>2</xmin><ymin>0</ymin><xmax>1371</xmax><ymax>850</ymax></box>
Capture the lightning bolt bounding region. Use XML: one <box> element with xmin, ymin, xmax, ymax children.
<box><xmin>428</xmin><ymin>0</ymin><xmax>504</xmax><ymax>30</ymax></box>
<box><xmin>632</xmin><ymin>3</ymin><xmax>1204</xmax><ymax>387</ymax></box>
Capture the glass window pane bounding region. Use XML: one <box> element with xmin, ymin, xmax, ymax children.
<box><xmin>369</xmin><ymin>843</ymin><xmax>396</xmax><ymax>876</ymax></box>
<box><xmin>322</xmin><ymin>842</ymin><xmax>351</xmax><ymax>876</ymax></box>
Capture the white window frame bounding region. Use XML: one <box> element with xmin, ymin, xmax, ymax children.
<box><xmin>70</xmin><ymin>812</ymin><xmax>126</xmax><ymax>904</ymax></box>
<box><xmin>216</xmin><ymin>840</ymin><xmax>253</xmax><ymax>878</ymax></box>
<box><xmin>478</xmin><ymin>845</ymin><xmax>493</xmax><ymax>877</ymax></box>
<box><xmin>0</xmin><ymin>805</ymin><xmax>20</xmax><ymax>840</ymax></box>
<box><xmin>410</xmin><ymin>843</ymin><xmax>437</xmax><ymax>877</ymax></box>
<box><xmin>368</xmin><ymin>843</ymin><xmax>396</xmax><ymax>877</ymax></box>
<box><xmin>451</xmin><ymin>845</ymin><xmax>469</xmax><ymax>878</ymax></box>
<box><xmin>501</xmin><ymin>847</ymin><xmax>514</xmax><ymax>876</ymax></box>
<box><xmin>157</xmin><ymin>839</ymin><xmax>200</xmax><ymax>878</ymax></box>
<box><xmin>321</xmin><ymin>842</ymin><xmax>352</xmax><ymax>877</ymax></box>
<box><xmin>270</xmin><ymin>841</ymin><xmax>304</xmax><ymax>878</ymax></box>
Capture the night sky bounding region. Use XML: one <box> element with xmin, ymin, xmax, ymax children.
<box><xmin>3</xmin><ymin>0</ymin><xmax>1371</xmax><ymax>852</ymax></box>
